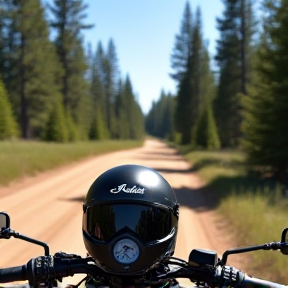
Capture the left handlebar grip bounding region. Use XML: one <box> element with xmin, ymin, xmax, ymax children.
<box><xmin>0</xmin><ymin>256</ymin><xmax>54</xmax><ymax>285</ymax></box>
<box><xmin>0</xmin><ymin>266</ymin><xmax>26</xmax><ymax>283</ymax></box>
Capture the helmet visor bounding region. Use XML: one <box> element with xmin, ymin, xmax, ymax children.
<box><xmin>84</xmin><ymin>203</ymin><xmax>176</xmax><ymax>244</ymax></box>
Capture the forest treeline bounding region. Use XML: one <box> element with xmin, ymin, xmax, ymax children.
<box><xmin>1</xmin><ymin>0</ymin><xmax>288</xmax><ymax>181</ymax></box>
<box><xmin>146</xmin><ymin>0</ymin><xmax>288</xmax><ymax>182</ymax></box>
<box><xmin>0</xmin><ymin>0</ymin><xmax>145</xmax><ymax>142</ymax></box>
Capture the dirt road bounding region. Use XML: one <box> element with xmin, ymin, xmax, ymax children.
<box><xmin>0</xmin><ymin>139</ymin><xmax>236</xmax><ymax>285</ymax></box>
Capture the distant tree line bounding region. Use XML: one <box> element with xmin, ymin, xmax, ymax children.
<box><xmin>146</xmin><ymin>0</ymin><xmax>288</xmax><ymax>181</ymax></box>
<box><xmin>0</xmin><ymin>0</ymin><xmax>145</xmax><ymax>142</ymax></box>
<box><xmin>145</xmin><ymin>90</ymin><xmax>175</xmax><ymax>141</ymax></box>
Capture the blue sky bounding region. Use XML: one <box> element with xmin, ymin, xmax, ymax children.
<box><xmin>78</xmin><ymin>1</ymin><xmax>224</xmax><ymax>114</ymax></box>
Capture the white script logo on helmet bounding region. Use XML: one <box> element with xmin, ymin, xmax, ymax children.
<box><xmin>110</xmin><ymin>184</ymin><xmax>145</xmax><ymax>194</ymax></box>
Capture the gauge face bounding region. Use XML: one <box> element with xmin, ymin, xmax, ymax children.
<box><xmin>113</xmin><ymin>238</ymin><xmax>140</xmax><ymax>264</ymax></box>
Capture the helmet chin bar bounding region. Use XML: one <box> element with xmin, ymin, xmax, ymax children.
<box><xmin>83</xmin><ymin>229</ymin><xmax>176</xmax><ymax>276</ymax></box>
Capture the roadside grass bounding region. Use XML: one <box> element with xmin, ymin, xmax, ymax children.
<box><xmin>183</xmin><ymin>149</ymin><xmax>288</xmax><ymax>283</ymax></box>
<box><xmin>0</xmin><ymin>140</ymin><xmax>143</xmax><ymax>186</ymax></box>
<box><xmin>220</xmin><ymin>190</ymin><xmax>288</xmax><ymax>282</ymax></box>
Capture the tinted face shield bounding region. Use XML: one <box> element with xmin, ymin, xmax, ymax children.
<box><xmin>83</xmin><ymin>203</ymin><xmax>177</xmax><ymax>244</ymax></box>
<box><xmin>83</xmin><ymin>202</ymin><xmax>179</xmax><ymax>275</ymax></box>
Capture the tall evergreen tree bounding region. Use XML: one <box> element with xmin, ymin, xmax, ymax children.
<box><xmin>49</xmin><ymin>0</ymin><xmax>93</xmax><ymax>139</ymax></box>
<box><xmin>174</xmin><ymin>6</ymin><xmax>204</xmax><ymax>144</ymax></box>
<box><xmin>214</xmin><ymin>0</ymin><xmax>256</xmax><ymax>147</ymax></box>
<box><xmin>90</xmin><ymin>42</ymin><xmax>106</xmax><ymax>113</ymax></box>
<box><xmin>115</xmin><ymin>79</ymin><xmax>130</xmax><ymax>139</ymax></box>
<box><xmin>43</xmin><ymin>95</ymin><xmax>68</xmax><ymax>142</ymax></box>
<box><xmin>131</xmin><ymin>102</ymin><xmax>145</xmax><ymax>140</ymax></box>
<box><xmin>0</xmin><ymin>0</ymin><xmax>17</xmax><ymax>80</ymax></box>
<box><xmin>193</xmin><ymin>48</ymin><xmax>220</xmax><ymax>149</ymax></box>
<box><xmin>194</xmin><ymin>102</ymin><xmax>220</xmax><ymax>150</ymax></box>
<box><xmin>0</xmin><ymin>77</ymin><xmax>19</xmax><ymax>139</ymax></box>
<box><xmin>115</xmin><ymin>75</ymin><xmax>144</xmax><ymax>140</ymax></box>
<box><xmin>89</xmin><ymin>40</ymin><xmax>142</xmax><ymax>140</ymax></box>
<box><xmin>241</xmin><ymin>0</ymin><xmax>288</xmax><ymax>181</ymax></box>
<box><xmin>89</xmin><ymin>41</ymin><xmax>109</xmax><ymax>139</ymax></box>
<box><xmin>0</xmin><ymin>1</ymin><xmax>17</xmax><ymax>89</ymax></box>
<box><xmin>145</xmin><ymin>101</ymin><xmax>157</xmax><ymax>137</ymax></box>
<box><xmin>3</xmin><ymin>0</ymin><xmax>62</xmax><ymax>139</ymax></box>
<box><xmin>69</xmin><ymin>40</ymin><xmax>92</xmax><ymax>140</ymax></box>
<box><xmin>0</xmin><ymin>0</ymin><xmax>6</xmax><ymax>77</ymax></box>
<box><xmin>102</xmin><ymin>39</ymin><xmax>119</xmax><ymax>137</ymax></box>
<box><xmin>66</xmin><ymin>108</ymin><xmax>79</xmax><ymax>141</ymax></box>
<box><xmin>170</xmin><ymin>1</ymin><xmax>193</xmax><ymax>85</ymax></box>
<box><xmin>89</xmin><ymin>106</ymin><xmax>109</xmax><ymax>140</ymax></box>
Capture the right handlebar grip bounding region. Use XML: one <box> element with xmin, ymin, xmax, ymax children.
<box><xmin>243</xmin><ymin>275</ymin><xmax>288</xmax><ymax>288</ymax></box>
<box><xmin>0</xmin><ymin>266</ymin><xmax>26</xmax><ymax>283</ymax></box>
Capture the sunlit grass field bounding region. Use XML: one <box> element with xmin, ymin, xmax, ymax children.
<box><xmin>183</xmin><ymin>149</ymin><xmax>288</xmax><ymax>283</ymax></box>
<box><xmin>0</xmin><ymin>140</ymin><xmax>143</xmax><ymax>186</ymax></box>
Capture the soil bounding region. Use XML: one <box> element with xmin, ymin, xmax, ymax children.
<box><xmin>0</xmin><ymin>139</ymin><xmax>247</xmax><ymax>286</ymax></box>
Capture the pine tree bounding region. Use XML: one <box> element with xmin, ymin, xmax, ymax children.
<box><xmin>3</xmin><ymin>0</ymin><xmax>62</xmax><ymax>139</ymax></box>
<box><xmin>145</xmin><ymin>101</ymin><xmax>157</xmax><ymax>137</ymax></box>
<box><xmin>131</xmin><ymin>103</ymin><xmax>145</xmax><ymax>140</ymax></box>
<box><xmin>102</xmin><ymin>39</ymin><xmax>119</xmax><ymax>137</ymax></box>
<box><xmin>0</xmin><ymin>78</ymin><xmax>19</xmax><ymax>139</ymax></box>
<box><xmin>170</xmin><ymin>1</ymin><xmax>193</xmax><ymax>85</ymax></box>
<box><xmin>44</xmin><ymin>96</ymin><xmax>68</xmax><ymax>142</ymax></box>
<box><xmin>215</xmin><ymin>0</ymin><xmax>256</xmax><ymax>147</ymax></box>
<box><xmin>0</xmin><ymin>1</ymin><xmax>16</xmax><ymax>80</ymax></box>
<box><xmin>115</xmin><ymin>78</ymin><xmax>130</xmax><ymax>139</ymax></box>
<box><xmin>153</xmin><ymin>91</ymin><xmax>166</xmax><ymax>138</ymax></box>
<box><xmin>241</xmin><ymin>0</ymin><xmax>288</xmax><ymax>181</ymax></box>
<box><xmin>126</xmin><ymin>78</ymin><xmax>144</xmax><ymax>140</ymax></box>
<box><xmin>67</xmin><ymin>38</ymin><xmax>91</xmax><ymax>139</ymax></box>
<box><xmin>66</xmin><ymin>109</ymin><xmax>79</xmax><ymax>141</ymax></box>
<box><xmin>0</xmin><ymin>0</ymin><xmax>16</xmax><ymax>90</ymax></box>
<box><xmin>194</xmin><ymin>102</ymin><xmax>220</xmax><ymax>150</ymax></box>
<box><xmin>193</xmin><ymin>47</ymin><xmax>220</xmax><ymax>149</ymax></box>
<box><xmin>0</xmin><ymin>0</ymin><xmax>6</xmax><ymax>77</ymax></box>
<box><xmin>115</xmin><ymin>75</ymin><xmax>144</xmax><ymax>140</ymax></box>
<box><xmin>174</xmin><ymin>6</ymin><xmax>204</xmax><ymax>144</ymax></box>
<box><xmin>90</xmin><ymin>42</ymin><xmax>106</xmax><ymax>110</ymax></box>
<box><xmin>49</xmin><ymin>0</ymin><xmax>93</xmax><ymax>140</ymax></box>
<box><xmin>89</xmin><ymin>41</ymin><xmax>110</xmax><ymax>139</ymax></box>
<box><xmin>89</xmin><ymin>106</ymin><xmax>109</xmax><ymax>140</ymax></box>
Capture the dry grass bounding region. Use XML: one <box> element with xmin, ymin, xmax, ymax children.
<box><xmin>0</xmin><ymin>140</ymin><xmax>143</xmax><ymax>186</ymax></box>
<box><xmin>183</xmin><ymin>149</ymin><xmax>288</xmax><ymax>283</ymax></box>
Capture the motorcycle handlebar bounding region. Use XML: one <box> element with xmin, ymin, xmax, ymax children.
<box><xmin>215</xmin><ymin>266</ymin><xmax>287</xmax><ymax>288</ymax></box>
<box><xmin>0</xmin><ymin>256</ymin><xmax>287</xmax><ymax>288</ymax></box>
<box><xmin>243</xmin><ymin>275</ymin><xmax>287</xmax><ymax>288</ymax></box>
<box><xmin>0</xmin><ymin>266</ymin><xmax>25</xmax><ymax>283</ymax></box>
<box><xmin>0</xmin><ymin>256</ymin><xmax>103</xmax><ymax>285</ymax></box>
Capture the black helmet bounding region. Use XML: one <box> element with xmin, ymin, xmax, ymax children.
<box><xmin>82</xmin><ymin>164</ymin><xmax>179</xmax><ymax>276</ymax></box>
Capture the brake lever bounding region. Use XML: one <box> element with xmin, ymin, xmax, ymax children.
<box><xmin>149</xmin><ymin>264</ymin><xmax>215</xmax><ymax>286</ymax></box>
<box><xmin>54</xmin><ymin>252</ymin><xmax>82</xmax><ymax>259</ymax></box>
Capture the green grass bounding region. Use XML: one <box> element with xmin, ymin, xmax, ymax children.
<box><xmin>182</xmin><ymin>149</ymin><xmax>288</xmax><ymax>283</ymax></box>
<box><xmin>0</xmin><ymin>140</ymin><xmax>143</xmax><ymax>186</ymax></box>
<box><xmin>218</xmin><ymin>190</ymin><xmax>288</xmax><ymax>282</ymax></box>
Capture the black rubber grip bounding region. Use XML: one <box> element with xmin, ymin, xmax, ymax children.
<box><xmin>0</xmin><ymin>266</ymin><xmax>26</xmax><ymax>283</ymax></box>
